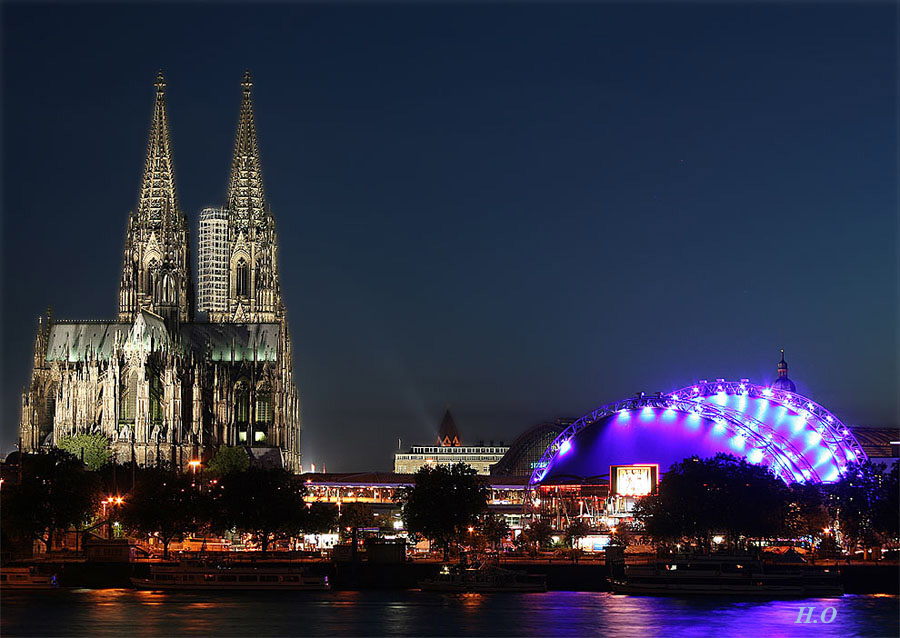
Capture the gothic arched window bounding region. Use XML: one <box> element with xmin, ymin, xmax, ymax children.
<box><xmin>236</xmin><ymin>259</ymin><xmax>249</xmax><ymax>297</ymax></box>
<box><xmin>45</xmin><ymin>382</ymin><xmax>58</xmax><ymax>430</ymax></box>
<box><xmin>149</xmin><ymin>373</ymin><xmax>163</xmax><ymax>425</ymax></box>
<box><xmin>120</xmin><ymin>371</ymin><xmax>138</xmax><ymax>424</ymax></box>
<box><xmin>146</xmin><ymin>259</ymin><xmax>159</xmax><ymax>295</ymax></box>
<box><xmin>255</xmin><ymin>383</ymin><xmax>273</xmax><ymax>424</ymax></box>
<box><xmin>234</xmin><ymin>380</ymin><xmax>250</xmax><ymax>425</ymax></box>
<box><xmin>253</xmin><ymin>382</ymin><xmax>272</xmax><ymax>443</ymax></box>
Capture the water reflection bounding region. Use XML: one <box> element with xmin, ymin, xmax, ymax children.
<box><xmin>1</xmin><ymin>590</ymin><xmax>896</xmax><ymax>637</ymax></box>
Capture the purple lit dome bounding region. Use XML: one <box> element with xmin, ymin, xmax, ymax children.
<box><xmin>530</xmin><ymin>380</ymin><xmax>866</xmax><ymax>487</ymax></box>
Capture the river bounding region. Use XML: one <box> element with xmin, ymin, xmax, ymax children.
<box><xmin>2</xmin><ymin>589</ymin><xmax>897</xmax><ymax>637</ymax></box>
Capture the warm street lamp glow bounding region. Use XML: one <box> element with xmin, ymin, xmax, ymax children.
<box><xmin>189</xmin><ymin>460</ymin><xmax>201</xmax><ymax>469</ymax></box>
<box><xmin>468</xmin><ymin>527</ymin><xmax>474</xmax><ymax>533</ymax></box>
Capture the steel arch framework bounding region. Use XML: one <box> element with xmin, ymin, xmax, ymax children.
<box><xmin>528</xmin><ymin>380</ymin><xmax>867</xmax><ymax>488</ymax></box>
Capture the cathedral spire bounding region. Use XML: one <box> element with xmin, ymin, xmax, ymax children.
<box><xmin>227</xmin><ymin>70</ymin><xmax>268</xmax><ymax>229</ymax></box>
<box><xmin>137</xmin><ymin>70</ymin><xmax>180</xmax><ymax>227</ymax></box>
<box><xmin>119</xmin><ymin>71</ymin><xmax>192</xmax><ymax>326</ymax></box>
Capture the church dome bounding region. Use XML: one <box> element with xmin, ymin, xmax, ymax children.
<box><xmin>772</xmin><ymin>349</ymin><xmax>796</xmax><ymax>392</ymax></box>
<box><xmin>772</xmin><ymin>376</ymin><xmax>796</xmax><ymax>392</ymax></box>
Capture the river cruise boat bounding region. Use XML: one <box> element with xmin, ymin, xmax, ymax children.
<box><xmin>610</xmin><ymin>554</ymin><xmax>842</xmax><ymax>597</ymax></box>
<box><xmin>419</xmin><ymin>563</ymin><xmax>547</xmax><ymax>593</ymax></box>
<box><xmin>131</xmin><ymin>563</ymin><xmax>330</xmax><ymax>591</ymax></box>
<box><xmin>0</xmin><ymin>566</ymin><xmax>59</xmax><ymax>590</ymax></box>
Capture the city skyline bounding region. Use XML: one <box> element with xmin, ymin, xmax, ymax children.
<box><xmin>2</xmin><ymin>4</ymin><xmax>896</xmax><ymax>471</ymax></box>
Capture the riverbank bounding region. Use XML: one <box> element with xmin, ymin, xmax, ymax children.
<box><xmin>11</xmin><ymin>559</ymin><xmax>900</xmax><ymax>594</ymax></box>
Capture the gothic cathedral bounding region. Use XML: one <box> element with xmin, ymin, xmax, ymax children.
<box><xmin>20</xmin><ymin>71</ymin><xmax>302</xmax><ymax>471</ymax></box>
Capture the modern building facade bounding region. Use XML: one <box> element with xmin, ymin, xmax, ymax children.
<box><xmin>197</xmin><ymin>207</ymin><xmax>230</xmax><ymax>315</ymax></box>
<box><xmin>393</xmin><ymin>408</ymin><xmax>508</xmax><ymax>475</ymax></box>
<box><xmin>20</xmin><ymin>71</ymin><xmax>301</xmax><ymax>470</ymax></box>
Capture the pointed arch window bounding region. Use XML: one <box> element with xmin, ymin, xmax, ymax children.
<box><xmin>120</xmin><ymin>371</ymin><xmax>138</xmax><ymax>424</ymax></box>
<box><xmin>236</xmin><ymin>259</ymin><xmax>249</xmax><ymax>297</ymax></box>
<box><xmin>146</xmin><ymin>259</ymin><xmax>159</xmax><ymax>295</ymax></box>
<box><xmin>149</xmin><ymin>372</ymin><xmax>163</xmax><ymax>425</ymax></box>
<box><xmin>45</xmin><ymin>382</ymin><xmax>58</xmax><ymax>430</ymax></box>
<box><xmin>254</xmin><ymin>382</ymin><xmax>272</xmax><ymax>443</ymax></box>
<box><xmin>234</xmin><ymin>379</ymin><xmax>250</xmax><ymax>425</ymax></box>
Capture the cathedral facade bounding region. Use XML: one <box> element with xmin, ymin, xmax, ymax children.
<box><xmin>19</xmin><ymin>71</ymin><xmax>301</xmax><ymax>471</ymax></box>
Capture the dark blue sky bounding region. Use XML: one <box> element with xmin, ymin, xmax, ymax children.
<box><xmin>2</xmin><ymin>3</ymin><xmax>896</xmax><ymax>471</ymax></box>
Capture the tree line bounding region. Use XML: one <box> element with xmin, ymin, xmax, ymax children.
<box><xmin>632</xmin><ymin>453</ymin><xmax>899</xmax><ymax>558</ymax></box>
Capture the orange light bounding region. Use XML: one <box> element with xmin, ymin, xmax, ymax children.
<box><xmin>189</xmin><ymin>460</ymin><xmax>201</xmax><ymax>468</ymax></box>
<box><xmin>115</xmin><ymin>497</ymin><xmax>124</xmax><ymax>505</ymax></box>
<box><xmin>468</xmin><ymin>527</ymin><xmax>474</xmax><ymax>533</ymax></box>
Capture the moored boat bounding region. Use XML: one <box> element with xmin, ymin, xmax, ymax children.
<box><xmin>419</xmin><ymin>563</ymin><xmax>547</xmax><ymax>593</ymax></box>
<box><xmin>1</xmin><ymin>566</ymin><xmax>59</xmax><ymax>590</ymax></box>
<box><xmin>610</xmin><ymin>554</ymin><xmax>842</xmax><ymax>597</ymax></box>
<box><xmin>131</xmin><ymin>562</ymin><xmax>330</xmax><ymax>591</ymax></box>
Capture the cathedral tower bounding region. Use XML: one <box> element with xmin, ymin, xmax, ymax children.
<box><xmin>208</xmin><ymin>71</ymin><xmax>283</xmax><ymax>324</ymax></box>
<box><xmin>118</xmin><ymin>71</ymin><xmax>193</xmax><ymax>327</ymax></box>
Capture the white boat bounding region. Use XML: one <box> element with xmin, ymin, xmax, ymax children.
<box><xmin>1</xmin><ymin>566</ymin><xmax>59</xmax><ymax>590</ymax></box>
<box><xmin>131</xmin><ymin>563</ymin><xmax>330</xmax><ymax>591</ymax></box>
<box><xmin>419</xmin><ymin>563</ymin><xmax>547</xmax><ymax>593</ymax></box>
<box><xmin>610</xmin><ymin>554</ymin><xmax>842</xmax><ymax>597</ymax></box>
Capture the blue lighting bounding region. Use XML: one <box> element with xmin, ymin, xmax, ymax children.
<box><xmin>532</xmin><ymin>380</ymin><xmax>866</xmax><ymax>488</ymax></box>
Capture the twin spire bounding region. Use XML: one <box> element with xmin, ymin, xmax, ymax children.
<box><xmin>136</xmin><ymin>69</ymin><xmax>267</xmax><ymax>230</ymax></box>
<box><xmin>136</xmin><ymin>70</ymin><xmax>180</xmax><ymax>227</ymax></box>
<box><xmin>228</xmin><ymin>70</ymin><xmax>269</xmax><ymax>230</ymax></box>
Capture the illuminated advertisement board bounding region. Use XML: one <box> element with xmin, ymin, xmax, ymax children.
<box><xmin>610</xmin><ymin>464</ymin><xmax>658</xmax><ymax>497</ymax></box>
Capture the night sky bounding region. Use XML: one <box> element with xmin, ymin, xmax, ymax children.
<box><xmin>1</xmin><ymin>3</ymin><xmax>896</xmax><ymax>471</ymax></box>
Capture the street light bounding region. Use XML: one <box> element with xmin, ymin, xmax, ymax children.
<box><xmin>189</xmin><ymin>460</ymin><xmax>201</xmax><ymax>489</ymax></box>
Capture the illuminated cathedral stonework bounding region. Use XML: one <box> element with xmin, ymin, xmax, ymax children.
<box><xmin>20</xmin><ymin>71</ymin><xmax>301</xmax><ymax>471</ymax></box>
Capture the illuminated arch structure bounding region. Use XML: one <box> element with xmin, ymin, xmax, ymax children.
<box><xmin>530</xmin><ymin>379</ymin><xmax>867</xmax><ymax>488</ymax></box>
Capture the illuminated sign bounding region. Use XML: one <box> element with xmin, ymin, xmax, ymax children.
<box><xmin>610</xmin><ymin>464</ymin><xmax>658</xmax><ymax>497</ymax></box>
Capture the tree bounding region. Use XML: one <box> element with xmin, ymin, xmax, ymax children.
<box><xmin>633</xmin><ymin>454</ymin><xmax>789</xmax><ymax>552</ymax></box>
<box><xmin>518</xmin><ymin>519</ymin><xmax>553</xmax><ymax>556</ymax></box>
<box><xmin>565</xmin><ymin>519</ymin><xmax>590</xmax><ymax>549</ymax></box>
<box><xmin>828</xmin><ymin>461</ymin><xmax>895</xmax><ymax>560</ymax></box>
<box><xmin>872</xmin><ymin>461</ymin><xmax>899</xmax><ymax>543</ymax></box>
<box><xmin>479</xmin><ymin>513</ymin><xmax>510</xmax><ymax>551</ymax></box>
<box><xmin>339</xmin><ymin>502</ymin><xmax>375</xmax><ymax>539</ymax></box>
<box><xmin>56</xmin><ymin>433</ymin><xmax>112</xmax><ymax>471</ymax></box>
<box><xmin>206</xmin><ymin>446</ymin><xmax>250</xmax><ymax>478</ymax></box>
<box><xmin>1</xmin><ymin>449</ymin><xmax>101</xmax><ymax>552</ymax></box>
<box><xmin>397</xmin><ymin>463</ymin><xmax>488</xmax><ymax>560</ymax></box>
<box><xmin>784</xmin><ymin>482</ymin><xmax>831</xmax><ymax>543</ymax></box>
<box><xmin>120</xmin><ymin>465</ymin><xmax>200</xmax><ymax>559</ymax></box>
<box><xmin>305</xmin><ymin>502</ymin><xmax>339</xmax><ymax>535</ymax></box>
<box><xmin>218</xmin><ymin>467</ymin><xmax>308</xmax><ymax>556</ymax></box>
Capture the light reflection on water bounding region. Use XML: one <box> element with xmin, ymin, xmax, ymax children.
<box><xmin>1</xmin><ymin>590</ymin><xmax>897</xmax><ymax>637</ymax></box>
